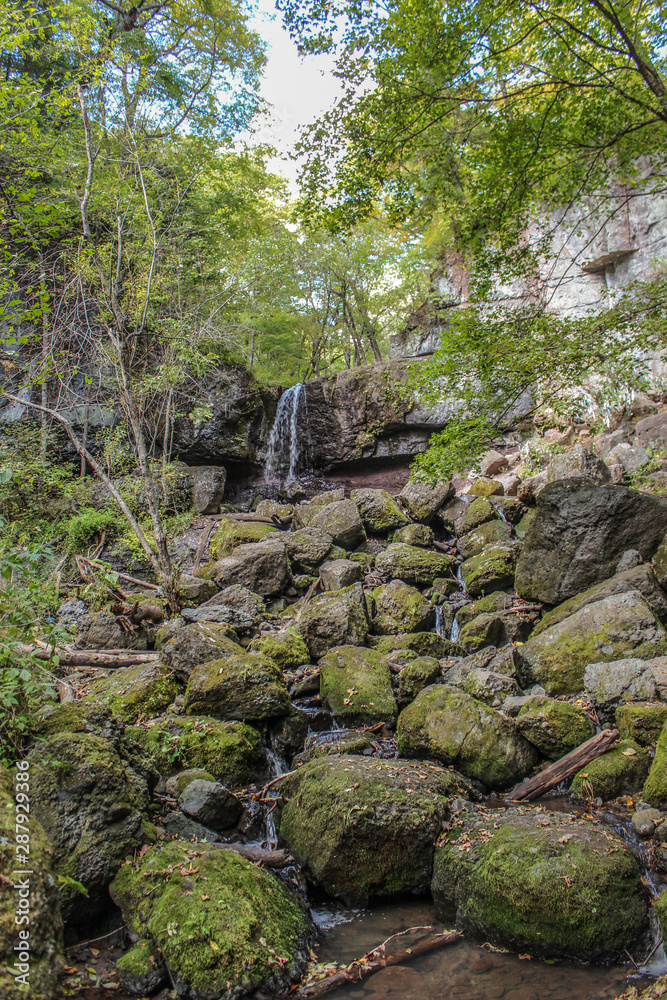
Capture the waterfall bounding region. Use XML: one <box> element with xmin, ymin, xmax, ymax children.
<box><xmin>450</xmin><ymin>616</ymin><xmax>461</xmax><ymax>644</ymax></box>
<box><xmin>435</xmin><ymin>604</ymin><xmax>447</xmax><ymax>638</ymax></box>
<box><xmin>265</xmin><ymin>384</ymin><xmax>306</xmax><ymax>481</ymax></box>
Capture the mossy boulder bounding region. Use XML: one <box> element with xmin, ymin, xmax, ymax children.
<box><xmin>516</xmin><ymin>697</ymin><xmax>594</xmax><ymax>759</ymax></box>
<box><xmin>209</xmin><ymin>535</ymin><xmax>291</xmax><ymax>597</ymax></box>
<box><xmin>84</xmin><ymin>661</ymin><xmax>178</xmax><ymax>723</ymax></box>
<box><xmin>160</xmin><ymin>622</ymin><xmax>243</xmax><ymax>682</ymax></box>
<box><xmin>35</xmin><ymin>699</ymin><xmax>124</xmax><ymax>741</ymax></box>
<box><xmin>643</xmin><ymin>722</ymin><xmax>667</xmax><ymax>807</ymax></box>
<box><xmin>110</xmin><ymin>841</ymin><xmax>313</xmax><ymax>1000</ymax></box>
<box><xmin>462</xmin><ymin>669</ymin><xmax>522</xmax><ymax>706</ymax></box>
<box><xmin>350</xmin><ymin>488</ymin><xmax>409</xmax><ymax>532</ymax></box>
<box><xmin>249</xmin><ymin>629</ymin><xmax>310</xmax><ymax>670</ymax></box>
<box><xmin>209</xmin><ymin>585</ymin><xmax>268</xmax><ymax>627</ymax></box>
<box><xmin>116</xmin><ymin>939</ymin><xmax>166</xmax><ymax>995</ymax></box>
<box><xmin>393</xmin><ymin>523</ymin><xmax>435</xmax><ymax>547</ymax></box>
<box><xmin>311</xmin><ymin>498</ymin><xmax>366</xmax><ymax>549</ymax></box>
<box><xmin>457</xmin><ymin>613</ymin><xmax>505</xmax><ymax>653</ymax></box>
<box><xmin>398</xmin><ymin>479</ymin><xmax>453</xmax><ymax>523</ymax></box>
<box><xmin>516</xmin><ymin>593</ymin><xmax>667</xmax><ymax>695</ymax></box>
<box><xmin>293</xmin><ymin>731</ymin><xmax>373</xmax><ymax>765</ymax></box>
<box><xmin>208</xmin><ymin>518</ymin><xmax>277</xmax><ymax>559</ymax></box>
<box><xmin>571</xmin><ymin>739</ymin><xmax>651</xmax><ymax>799</ymax></box>
<box><xmin>397</xmin><ymin>685</ymin><xmax>538</xmax><ymax>789</ymax></box>
<box><xmin>460</xmin><ymin>544</ymin><xmax>520</xmax><ymax>597</ymax></box>
<box><xmin>126</xmin><ymin>715</ymin><xmax>265</xmax><ymax>783</ymax></box>
<box><xmin>27</xmin><ymin>732</ymin><xmax>151</xmax><ymax>922</ymax></box>
<box><xmin>491</xmin><ymin>497</ymin><xmax>528</xmax><ymax>525</ymax></box>
<box><xmin>185</xmin><ymin>653</ymin><xmax>290</xmax><ymax>721</ymax></box>
<box><xmin>167</xmin><ymin>768</ymin><xmax>216</xmax><ymax>798</ymax></box>
<box><xmin>376</xmin><ymin>632</ymin><xmax>463</xmax><ymax>658</ymax></box>
<box><xmin>278</xmin><ymin>755</ymin><xmax>470</xmax><ymax>902</ymax></box>
<box><xmin>458</xmin><ymin>520</ymin><xmax>512</xmax><ymax>560</ymax></box>
<box><xmin>0</xmin><ymin>772</ymin><xmax>64</xmax><ymax>1000</ymax></box>
<box><xmin>397</xmin><ymin>656</ymin><xmax>441</xmax><ymax>706</ymax></box>
<box><xmin>515</xmin><ymin>509</ymin><xmax>537</xmax><ymax>540</ymax></box>
<box><xmin>455</xmin><ymin>592</ymin><xmax>514</xmax><ymax>627</ymax></box>
<box><xmin>432</xmin><ymin>806</ymin><xmax>648</xmax><ymax>961</ymax></box>
<box><xmin>372</xmin><ymin>579</ymin><xmax>435</xmax><ymax>634</ymax></box>
<box><xmin>375</xmin><ymin>543</ymin><xmax>455</xmax><ymax>587</ymax></box>
<box><xmin>286</xmin><ymin>527</ymin><xmax>335</xmax><ymax>574</ymax></box>
<box><xmin>319</xmin><ymin>645</ymin><xmax>397</xmax><ymax>724</ymax></box>
<box><xmin>456</xmin><ymin>497</ymin><xmax>498</xmax><ymax>535</ymax></box>
<box><xmin>616</xmin><ymin>703</ymin><xmax>667</xmax><ymax>745</ymax></box>
<box><xmin>295</xmin><ymin>583</ymin><xmax>369</xmax><ymax>659</ymax></box>
<box><xmin>468</xmin><ymin>477</ymin><xmax>504</xmax><ymax>497</ymax></box>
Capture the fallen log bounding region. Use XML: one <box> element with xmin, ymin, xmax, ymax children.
<box><xmin>433</xmin><ymin>540</ymin><xmax>455</xmax><ymax>554</ymax></box>
<box><xmin>295</xmin><ymin>928</ymin><xmax>461</xmax><ymax>997</ymax></box>
<box><xmin>23</xmin><ymin>645</ymin><xmax>160</xmax><ymax>669</ymax></box>
<box><xmin>511</xmin><ymin>728</ymin><xmax>619</xmax><ymax>802</ymax></box>
<box><xmin>209</xmin><ymin>843</ymin><xmax>292</xmax><ymax>868</ymax></box>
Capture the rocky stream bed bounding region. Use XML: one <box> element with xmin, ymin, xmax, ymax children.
<box><xmin>5</xmin><ymin>433</ymin><xmax>667</xmax><ymax>1000</ymax></box>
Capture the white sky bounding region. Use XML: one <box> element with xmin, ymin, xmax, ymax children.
<box><xmin>246</xmin><ymin>0</ymin><xmax>341</xmax><ymax>191</ymax></box>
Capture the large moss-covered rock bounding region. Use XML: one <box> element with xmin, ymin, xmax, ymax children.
<box><xmin>0</xmin><ymin>772</ymin><xmax>64</xmax><ymax>1000</ymax></box>
<box><xmin>84</xmin><ymin>662</ymin><xmax>178</xmax><ymax>723</ymax></box>
<box><xmin>432</xmin><ymin>806</ymin><xmax>648</xmax><ymax>960</ymax></box>
<box><xmin>585</xmin><ymin>657</ymin><xmax>663</xmax><ymax>710</ymax></box>
<box><xmin>570</xmin><ymin>739</ymin><xmax>650</xmax><ymax>799</ymax></box>
<box><xmin>468</xmin><ymin>476</ymin><xmax>504</xmax><ymax>497</ymax></box>
<box><xmin>350</xmin><ymin>488</ymin><xmax>409</xmax><ymax>532</ymax></box>
<box><xmin>249</xmin><ymin>629</ymin><xmax>310</xmax><ymax>670</ymax></box>
<box><xmin>616</xmin><ymin>703</ymin><xmax>667</xmax><ymax>745</ymax></box>
<box><xmin>185</xmin><ymin>653</ymin><xmax>290</xmax><ymax>721</ymax></box>
<box><xmin>394</xmin><ymin>522</ymin><xmax>435</xmax><ymax>547</ymax></box>
<box><xmin>292</xmin><ymin>490</ymin><xmax>344</xmax><ymax>529</ymax></box>
<box><xmin>286</xmin><ymin>527</ymin><xmax>335</xmax><ymax>574</ymax></box>
<box><xmin>208</xmin><ymin>518</ymin><xmax>277</xmax><ymax>560</ymax></box>
<box><xmin>516</xmin><ymin>593</ymin><xmax>667</xmax><ymax>695</ymax></box>
<box><xmin>110</xmin><ymin>841</ymin><xmax>312</xmax><ymax>1000</ymax></box>
<box><xmin>319</xmin><ymin>645</ymin><xmax>397</xmax><ymax>723</ymax></box>
<box><xmin>457</xmin><ymin>613</ymin><xmax>505</xmax><ymax>653</ymax></box>
<box><xmin>160</xmin><ymin>622</ymin><xmax>243</xmax><ymax>682</ymax></box>
<box><xmin>28</xmin><ymin>733</ymin><xmax>151</xmax><ymax>922</ymax></box>
<box><xmin>311</xmin><ymin>498</ymin><xmax>366</xmax><ymax>549</ymax></box>
<box><xmin>35</xmin><ymin>699</ymin><xmax>124</xmax><ymax>740</ymax></box>
<box><xmin>278</xmin><ymin>755</ymin><xmax>469</xmax><ymax>902</ymax></box>
<box><xmin>460</xmin><ymin>544</ymin><xmax>520</xmax><ymax>596</ymax></box>
<box><xmin>533</xmin><ymin>565</ymin><xmax>667</xmax><ymax>637</ymax></box>
<box><xmin>643</xmin><ymin>723</ymin><xmax>667</xmax><ymax>807</ymax></box>
<box><xmin>397</xmin><ymin>656</ymin><xmax>441</xmax><ymax>706</ymax></box>
<box><xmin>515</xmin><ymin>480</ymin><xmax>667</xmax><ymax>604</ymax></box>
<box><xmin>516</xmin><ymin>697</ymin><xmax>594</xmax><ymax>759</ymax></box>
<box><xmin>202</xmin><ymin>585</ymin><xmax>268</xmax><ymax>627</ymax></box>
<box><xmin>126</xmin><ymin>716</ymin><xmax>265</xmax><ymax>783</ymax></box>
<box><xmin>462</xmin><ymin>668</ymin><xmax>522</xmax><ymax>705</ymax></box>
<box><xmin>375</xmin><ymin>543</ymin><xmax>455</xmax><ymax>586</ymax></box>
<box><xmin>455</xmin><ymin>592</ymin><xmax>514</xmax><ymax>627</ymax></box>
<box><xmin>116</xmin><ymin>939</ymin><xmax>166</xmax><ymax>995</ymax></box>
<box><xmin>295</xmin><ymin>583</ymin><xmax>369</xmax><ymax>659</ymax></box>
<box><xmin>376</xmin><ymin>632</ymin><xmax>463</xmax><ymax>658</ymax></box>
<box><xmin>458</xmin><ymin>520</ymin><xmax>512</xmax><ymax>559</ymax></box>
<box><xmin>209</xmin><ymin>535</ymin><xmax>291</xmax><ymax>597</ymax></box>
<box><xmin>455</xmin><ymin>497</ymin><xmax>498</xmax><ymax>535</ymax></box>
<box><xmin>372</xmin><ymin>579</ymin><xmax>435</xmax><ymax>634</ymax></box>
<box><xmin>397</xmin><ymin>685</ymin><xmax>538</xmax><ymax>789</ymax></box>
<box><xmin>398</xmin><ymin>479</ymin><xmax>453</xmax><ymax>523</ymax></box>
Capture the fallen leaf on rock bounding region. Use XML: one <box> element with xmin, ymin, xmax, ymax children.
<box><xmin>622</xmin><ymin>748</ymin><xmax>637</xmax><ymax>756</ymax></box>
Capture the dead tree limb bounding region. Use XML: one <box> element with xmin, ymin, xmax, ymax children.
<box><xmin>209</xmin><ymin>843</ymin><xmax>292</xmax><ymax>868</ymax></box>
<box><xmin>22</xmin><ymin>645</ymin><xmax>160</xmax><ymax>669</ymax></box>
<box><xmin>296</xmin><ymin>929</ymin><xmax>461</xmax><ymax>997</ymax></box>
<box><xmin>511</xmin><ymin>729</ymin><xmax>619</xmax><ymax>801</ymax></box>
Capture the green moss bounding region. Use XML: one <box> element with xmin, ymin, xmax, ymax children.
<box><xmin>458</xmin><ymin>520</ymin><xmax>512</xmax><ymax>559</ymax></box>
<box><xmin>460</xmin><ymin>544</ymin><xmax>519</xmax><ymax>597</ymax></box>
<box><xmin>372</xmin><ymin>579</ymin><xmax>434</xmax><ymax>633</ymax></box>
<box><xmin>126</xmin><ymin>715</ymin><xmax>265</xmax><ymax>783</ymax></box>
<box><xmin>294</xmin><ymin>731</ymin><xmax>373</xmax><ymax>765</ymax></box>
<box><xmin>432</xmin><ymin>810</ymin><xmax>647</xmax><ymax>960</ymax></box>
<box><xmin>85</xmin><ymin>662</ymin><xmax>178</xmax><ymax>723</ymax></box>
<box><xmin>515</xmin><ymin>509</ymin><xmax>537</xmax><ymax>540</ymax></box>
<box><xmin>184</xmin><ymin>653</ymin><xmax>291</xmax><ymax>721</ymax></box>
<box><xmin>110</xmin><ymin>842</ymin><xmax>312</xmax><ymax>997</ymax></box>
<box><xmin>517</xmin><ymin>697</ymin><xmax>594</xmax><ymax>759</ymax></box>
<box><xmin>397</xmin><ymin>656</ymin><xmax>441</xmax><ymax>705</ymax></box>
<box><xmin>616</xmin><ymin>703</ymin><xmax>667</xmax><ymax>746</ymax></box>
<box><xmin>116</xmin><ymin>939</ymin><xmax>163</xmax><ymax>985</ymax></box>
<box><xmin>457</xmin><ymin>613</ymin><xmax>504</xmax><ymax>652</ymax></box>
<box><xmin>319</xmin><ymin>645</ymin><xmax>397</xmax><ymax>723</ymax></box>
<box><xmin>279</xmin><ymin>755</ymin><xmax>470</xmax><ymax>901</ymax></box>
<box><xmin>376</xmin><ymin>632</ymin><xmax>462</xmax><ymax>658</ymax></box>
<box><xmin>456</xmin><ymin>592</ymin><xmax>514</xmax><ymax>628</ymax></box>
<box><xmin>643</xmin><ymin>722</ymin><xmax>667</xmax><ymax>807</ymax></box>
<box><xmin>174</xmin><ymin>768</ymin><xmax>216</xmax><ymax>796</ymax></box>
<box><xmin>375</xmin><ymin>543</ymin><xmax>455</xmax><ymax>587</ymax></box>
<box><xmin>249</xmin><ymin>630</ymin><xmax>310</xmax><ymax>669</ymax></box>
<box><xmin>458</xmin><ymin>497</ymin><xmax>497</xmax><ymax>534</ymax></box>
<box><xmin>208</xmin><ymin>518</ymin><xmax>277</xmax><ymax>559</ymax></box>
<box><xmin>570</xmin><ymin>739</ymin><xmax>650</xmax><ymax>800</ymax></box>
<box><xmin>468</xmin><ymin>477</ymin><xmax>504</xmax><ymax>497</ymax></box>
<box><xmin>655</xmin><ymin>890</ymin><xmax>667</xmax><ymax>940</ymax></box>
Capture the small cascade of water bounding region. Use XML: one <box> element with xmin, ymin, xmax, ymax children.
<box><xmin>435</xmin><ymin>604</ymin><xmax>447</xmax><ymax>638</ymax></box>
<box><xmin>265</xmin><ymin>384</ymin><xmax>307</xmax><ymax>481</ymax></box>
<box><xmin>456</xmin><ymin>563</ymin><xmax>466</xmax><ymax>591</ymax></box>
<box><xmin>491</xmin><ymin>500</ymin><xmax>509</xmax><ymax>523</ymax></box>
<box><xmin>450</xmin><ymin>615</ymin><xmax>461</xmax><ymax>644</ymax></box>
<box><xmin>262</xmin><ymin>746</ymin><xmax>289</xmax><ymax>849</ymax></box>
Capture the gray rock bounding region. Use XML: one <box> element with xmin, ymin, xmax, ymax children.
<box><xmin>160</xmin><ymin>622</ymin><xmax>243</xmax><ymax>682</ymax></box>
<box><xmin>479</xmin><ymin>449</ymin><xmax>509</xmax><ymax>477</ymax></box>
<box><xmin>462</xmin><ymin>668</ymin><xmax>522</xmax><ymax>705</ymax></box>
<box><xmin>515</xmin><ymin>480</ymin><xmax>667</xmax><ymax>604</ymax></box>
<box><xmin>184</xmin><ymin>653</ymin><xmax>291</xmax><ymax>721</ymax></box>
<box><xmin>584</xmin><ymin>658</ymin><xmax>658</xmax><ymax>707</ymax></box>
<box><xmin>57</xmin><ymin>598</ymin><xmax>87</xmax><ymax>626</ymax></box>
<box><xmin>632</xmin><ymin>808</ymin><xmax>664</xmax><ymax>837</ymax></box>
<box><xmin>398</xmin><ymin>479</ymin><xmax>454</xmax><ymax>523</ymax></box>
<box><xmin>311</xmin><ymin>498</ymin><xmax>366</xmax><ymax>549</ymax></box>
<box><xmin>457</xmin><ymin>520</ymin><xmax>512</xmax><ymax>559</ymax></box>
<box><xmin>294</xmin><ymin>583</ymin><xmax>370</xmax><ymax>659</ymax></box>
<box><xmin>178</xmin><ymin>779</ymin><xmax>242</xmax><ymax>830</ymax></box>
<box><xmin>181</xmin><ymin>604</ymin><xmax>254</xmax><ymax>629</ymax></box>
<box><xmin>177</xmin><ymin>574</ymin><xmax>218</xmax><ymax>604</ymax></box>
<box><xmin>200</xmin><ymin>584</ymin><xmax>267</xmax><ymax>626</ymax></box>
<box><xmin>546</xmin><ymin>446</ymin><xmax>612</xmax><ymax>484</ymax></box>
<box><xmin>516</xmin><ymin>470</ymin><xmax>548</xmax><ymax>505</ymax></box>
<box><xmin>393</xmin><ymin>522</ymin><xmax>435</xmax><ymax>547</ymax></box>
<box><xmin>209</xmin><ymin>534</ymin><xmax>291</xmax><ymax>596</ymax></box>
<box><xmin>75</xmin><ymin>610</ymin><xmax>149</xmax><ymax>650</ymax></box>
<box><xmin>163</xmin><ymin>810</ymin><xmax>221</xmax><ymax>843</ymax></box>
<box><xmin>286</xmin><ymin>527</ymin><xmax>335</xmax><ymax>573</ymax></box>
<box><xmin>350</xmin><ymin>488</ymin><xmax>409</xmax><ymax>532</ymax></box>
<box><xmin>372</xmin><ymin>578</ymin><xmax>435</xmax><ymax>634</ymax></box>
<box><xmin>635</xmin><ymin>411</ymin><xmax>667</xmax><ymax>449</ymax></box>
<box><xmin>607</xmin><ymin>443</ymin><xmax>650</xmax><ymax>474</ymax></box>
<box><xmin>375</xmin><ymin>542</ymin><xmax>455</xmax><ymax>586</ymax></box>
<box><xmin>616</xmin><ymin>550</ymin><xmax>643</xmax><ymax>574</ymax></box>
<box><xmin>187</xmin><ymin>465</ymin><xmax>226</xmax><ymax>514</ymax></box>
<box><xmin>319</xmin><ymin>559</ymin><xmax>361</xmax><ymax>592</ymax></box>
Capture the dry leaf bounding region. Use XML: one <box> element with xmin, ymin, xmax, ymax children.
<box><xmin>621</xmin><ymin>748</ymin><xmax>637</xmax><ymax>756</ymax></box>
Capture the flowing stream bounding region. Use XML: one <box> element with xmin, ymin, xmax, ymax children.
<box><xmin>265</xmin><ymin>383</ymin><xmax>307</xmax><ymax>481</ymax></box>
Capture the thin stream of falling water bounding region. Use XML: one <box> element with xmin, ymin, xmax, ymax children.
<box><xmin>450</xmin><ymin>615</ymin><xmax>461</xmax><ymax>644</ymax></box>
<box><xmin>265</xmin><ymin>383</ymin><xmax>306</xmax><ymax>481</ymax></box>
<box><xmin>263</xmin><ymin>746</ymin><xmax>289</xmax><ymax>849</ymax></box>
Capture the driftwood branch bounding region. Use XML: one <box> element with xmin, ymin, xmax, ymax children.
<box><xmin>511</xmin><ymin>728</ymin><xmax>619</xmax><ymax>801</ymax></box>
<box><xmin>22</xmin><ymin>645</ymin><xmax>160</xmax><ymax>669</ymax></box>
<box><xmin>209</xmin><ymin>843</ymin><xmax>292</xmax><ymax>868</ymax></box>
<box><xmin>253</xmin><ymin>769</ymin><xmax>298</xmax><ymax>801</ymax></box>
<box><xmin>296</xmin><ymin>928</ymin><xmax>461</xmax><ymax>997</ymax></box>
